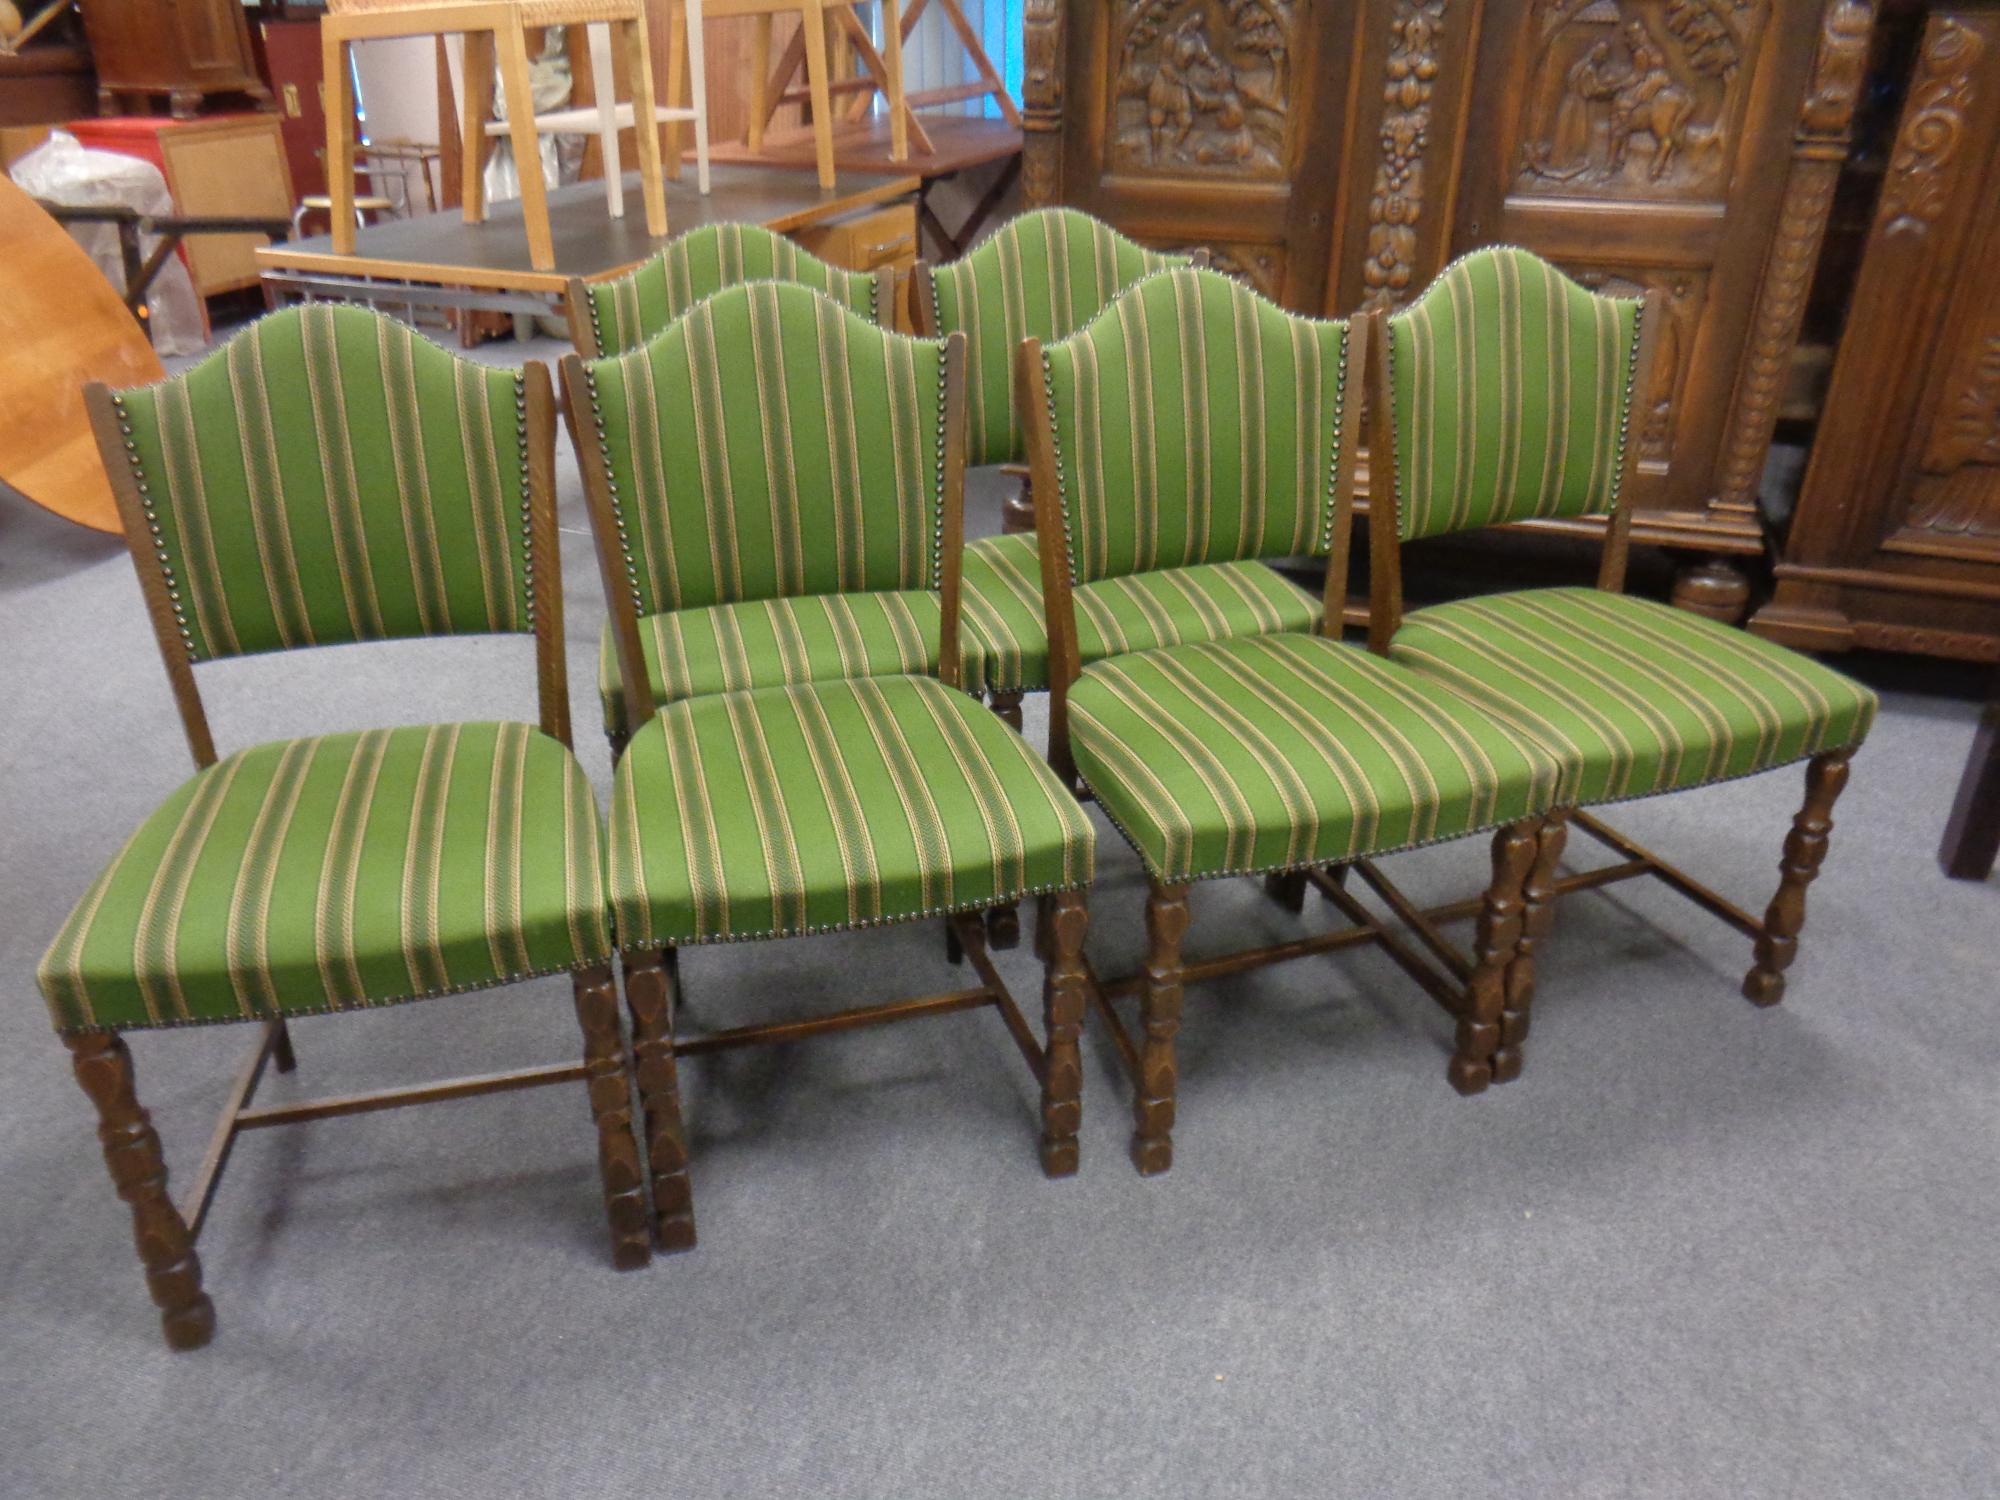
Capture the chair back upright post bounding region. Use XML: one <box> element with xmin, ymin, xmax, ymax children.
<box><xmin>1364</xmin><ymin>312</ymin><xmax>1405</xmax><ymax>659</ymax></box>
<box><xmin>1596</xmin><ymin>286</ymin><xmax>1664</xmax><ymax>597</ymax></box>
<box><xmin>522</xmin><ymin>359</ymin><xmax>572</xmax><ymax>746</ymax></box>
<box><xmin>1015</xmin><ymin>333</ymin><xmax>1078</xmax><ymax>782</ymax></box>
<box><xmin>937</xmin><ymin>329</ymin><xmax>969</xmax><ymax>690</ymax></box>
<box><xmin>1321</xmin><ymin>310</ymin><xmax>1369</xmax><ymax>640</ymax></box>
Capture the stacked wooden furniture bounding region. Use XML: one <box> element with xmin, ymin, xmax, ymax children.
<box><xmin>1019</xmin><ymin>0</ymin><xmax>1881</xmax><ymax>608</ymax></box>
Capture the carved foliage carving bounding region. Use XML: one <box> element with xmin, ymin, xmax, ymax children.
<box><xmin>1022</xmin><ymin>0</ymin><xmax>1066</xmax><ymax>206</ymax></box>
<box><xmin>1798</xmin><ymin>0</ymin><xmax>1871</xmax><ymax>142</ymax></box>
<box><xmin>1108</xmin><ymin>0</ymin><xmax>1295</xmax><ymax>179</ymax></box>
<box><xmin>1363</xmin><ymin>0</ymin><xmax>1445</xmax><ymax>309</ymax></box>
<box><xmin>1927</xmin><ymin>332</ymin><xmax>2000</xmax><ymax>474</ymax></box>
<box><xmin>1879</xmin><ymin>18</ymin><xmax>1987</xmax><ymax>236</ymax></box>
<box><xmin>1572</xmin><ymin>265</ymin><xmax>1706</xmax><ymax>463</ymax></box>
<box><xmin>1515</xmin><ymin>0</ymin><xmax>1770</xmax><ymax>200</ymax></box>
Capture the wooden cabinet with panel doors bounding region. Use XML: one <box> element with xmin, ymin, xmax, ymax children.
<box><xmin>1022</xmin><ymin>0</ymin><xmax>1877</xmax><ymax>611</ymax></box>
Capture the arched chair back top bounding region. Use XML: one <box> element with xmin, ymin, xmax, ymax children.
<box><xmin>1032</xmin><ymin>266</ymin><xmax>1356</xmax><ymax>588</ymax></box>
<box><xmin>571</xmin><ymin>279</ymin><xmax>953</xmax><ymax>619</ymax></box>
<box><xmin>102</xmin><ymin>303</ymin><xmax>540</xmax><ymax>666</ymax></box>
<box><xmin>1384</xmin><ymin>246</ymin><xmax>1646</xmax><ymax>543</ymax></box>
<box><xmin>922</xmin><ymin>207</ymin><xmax>1200</xmax><ymax>466</ymax></box>
<box><xmin>569</xmin><ymin>222</ymin><xmax>889</xmax><ymax>357</ymax></box>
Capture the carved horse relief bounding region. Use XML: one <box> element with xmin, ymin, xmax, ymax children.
<box><xmin>1514</xmin><ymin>0</ymin><xmax>1768</xmax><ymax>199</ymax></box>
<box><xmin>1109</xmin><ymin>0</ymin><xmax>1295</xmax><ymax>179</ymax></box>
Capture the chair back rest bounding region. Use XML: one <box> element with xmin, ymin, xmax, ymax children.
<box><xmin>1385</xmin><ymin>246</ymin><xmax>1644</xmax><ymax>542</ymax></box>
<box><xmin>108</xmin><ymin>304</ymin><xmax>536</xmax><ymax>663</ymax></box>
<box><xmin>928</xmin><ymin>207</ymin><xmax>1194</xmax><ymax>466</ymax></box>
<box><xmin>576</xmin><ymin>280</ymin><xmax>948</xmax><ymax>617</ymax></box>
<box><xmin>1040</xmin><ymin>267</ymin><xmax>1352</xmax><ymax>586</ymax></box>
<box><xmin>579</xmin><ymin>223</ymin><xmax>883</xmax><ymax>356</ymax></box>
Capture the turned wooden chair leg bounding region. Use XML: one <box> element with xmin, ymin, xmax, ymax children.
<box><xmin>1494</xmin><ymin>809</ymin><xmax>1568</xmax><ymax>1084</ymax></box>
<box><xmin>623</xmin><ymin>948</ymin><xmax>697</xmax><ymax>1252</ymax></box>
<box><xmin>570</xmin><ymin>965</ymin><xmax>652</xmax><ymax>1270</ymax></box>
<box><xmin>1744</xmin><ymin>748</ymin><xmax>1853</xmax><ymax>1007</ymax></box>
<box><xmin>64</xmin><ymin>1031</ymin><xmax>215</xmax><ymax>1351</ymax></box>
<box><xmin>987</xmin><ymin>688</ymin><xmax>1025</xmax><ymax>731</ymax></box>
<box><xmin>985</xmin><ymin>901</ymin><xmax>1021</xmax><ymax>950</ymax></box>
<box><xmin>1132</xmin><ymin>881</ymin><xmax>1190</xmax><ymax>1175</ymax></box>
<box><xmin>1451</xmin><ymin>818</ymin><xmax>1540</xmax><ymax>1096</ymax></box>
<box><xmin>1262</xmin><ymin>869</ymin><xmax>1308</xmax><ymax>913</ymax></box>
<box><xmin>1038</xmin><ymin>890</ymin><xmax>1089</xmax><ymax>1176</ymax></box>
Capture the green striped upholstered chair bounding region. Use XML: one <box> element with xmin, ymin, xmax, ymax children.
<box><xmin>45</xmin><ymin>306</ymin><xmax>648</xmax><ymax>1351</ymax></box>
<box><xmin>567</xmin><ymin>224</ymin><xmax>894</xmax><ymax>752</ymax></box>
<box><xmin>560</xmin><ymin>281</ymin><xmax>1095</xmax><ymax>1242</ymax></box>
<box><xmin>914</xmin><ymin>208</ymin><xmax>1323</xmax><ymax>722</ymax></box>
<box><xmin>1023</xmin><ymin>267</ymin><xmax>1583</xmax><ymax>1174</ymax></box>
<box><xmin>1371</xmin><ymin>246</ymin><xmax>1875</xmax><ymax>1064</ymax></box>
<box><xmin>565</xmin><ymin>220</ymin><xmax>892</xmax><ymax>359</ymax></box>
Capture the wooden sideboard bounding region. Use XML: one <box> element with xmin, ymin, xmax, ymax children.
<box><xmin>1751</xmin><ymin>3</ymin><xmax>2000</xmax><ymax>662</ymax></box>
<box><xmin>1022</xmin><ymin>0</ymin><xmax>1875</xmax><ymax>584</ymax></box>
<box><xmin>77</xmin><ymin>0</ymin><xmax>275</xmax><ymax>118</ymax></box>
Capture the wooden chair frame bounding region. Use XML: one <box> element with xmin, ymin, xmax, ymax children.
<box><xmin>561</xmin><ymin>325</ymin><xmax>1091</xmax><ymax>1248</ymax></box>
<box><xmin>1021</xmin><ymin>310</ymin><xmax>1558</xmax><ymax>1177</ymax></box>
<box><xmin>694</xmin><ymin>0</ymin><xmax>912</xmax><ymax>190</ymax></box>
<box><xmin>323</xmin><ymin>2</ymin><xmax>669</xmax><ymax>272</ymax></box>
<box><xmin>1362</xmin><ymin>284</ymin><xmax>1857</xmax><ymax>1053</ymax></box>
<box><xmin>74</xmin><ymin>358</ymin><xmax>649</xmax><ymax>1351</ymax></box>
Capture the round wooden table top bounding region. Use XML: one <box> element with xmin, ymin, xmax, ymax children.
<box><xmin>0</xmin><ymin>173</ymin><xmax>165</xmax><ymax>534</ymax></box>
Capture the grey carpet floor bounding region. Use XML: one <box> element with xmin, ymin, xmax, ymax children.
<box><xmin>2</xmin><ymin>337</ymin><xmax>1997</xmax><ymax>1498</ymax></box>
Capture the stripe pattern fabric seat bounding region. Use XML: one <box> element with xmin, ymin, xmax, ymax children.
<box><xmin>597</xmin><ymin>590</ymin><xmax>940</xmax><ymax>741</ymax></box>
<box><xmin>1069</xmin><ymin>634</ymin><xmax>1576</xmax><ymax>885</ymax></box>
<box><xmin>1389</xmin><ymin>587</ymin><xmax>1879</xmax><ymax>805</ymax></box>
<box><xmin>610</xmin><ymin>675</ymin><xmax>1093</xmax><ymax>948</ymax></box>
<box><xmin>959</xmin><ymin>531</ymin><xmax>1323</xmax><ymax>695</ymax></box>
<box><xmin>577</xmin><ymin>222</ymin><xmax>885</xmax><ymax>357</ymax></box>
<box><xmin>39</xmin><ymin>722</ymin><xmax>611</xmax><ymax>1032</ymax></box>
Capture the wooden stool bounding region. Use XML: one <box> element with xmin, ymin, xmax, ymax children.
<box><xmin>705</xmin><ymin>0</ymin><xmax>909</xmax><ymax>190</ymax></box>
<box><xmin>513</xmin><ymin>4</ymin><xmax>711</xmax><ymax>211</ymax></box>
<box><xmin>321</xmin><ymin>0</ymin><xmax>668</xmax><ymax>272</ymax></box>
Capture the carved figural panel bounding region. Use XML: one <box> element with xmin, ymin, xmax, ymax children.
<box><xmin>1513</xmin><ymin>0</ymin><xmax>1771</xmax><ymax>200</ymax></box>
<box><xmin>1571</xmin><ymin>264</ymin><xmax>1708</xmax><ymax>464</ymax></box>
<box><xmin>1108</xmin><ymin>0</ymin><xmax>1297</xmax><ymax>179</ymax></box>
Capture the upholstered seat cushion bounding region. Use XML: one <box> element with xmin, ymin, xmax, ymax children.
<box><xmin>1390</xmin><ymin>587</ymin><xmax>1877</xmax><ymax>805</ymax></box>
<box><xmin>960</xmin><ymin>532</ymin><xmax>1324</xmax><ymax>695</ymax></box>
<box><xmin>39</xmin><ymin>723</ymin><xmax>612</xmax><ymax>1033</ymax></box>
<box><xmin>1069</xmin><ymin>634</ymin><xmax>1575</xmax><ymax>884</ymax></box>
<box><xmin>610</xmin><ymin>675</ymin><xmax>1094</xmax><ymax>947</ymax></box>
<box><xmin>598</xmin><ymin>590</ymin><xmax>941</xmax><ymax>741</ymax></box>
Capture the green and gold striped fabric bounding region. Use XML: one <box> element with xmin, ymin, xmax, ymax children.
<box><xmin>39</xmin><ymin>723</ymin><xmax>611</xmax><ymax>1033</ymax></box>
<box><xmin>1386</xmin><ymin>247</ymin><xmax>1642</xmax><ymax>542</ymax></box>
<box><xmin>610</xmin><ymin>675</ymin><xmax>1093</xmax><ymax>947</ymax></box>
<box><xmin>579</xmin><ymin>222</ymin><xmax>884</xmax><ymax>357</ymax></box>
<box><xmin>929</xmin><ymin>207</ymin><xmax>1193</xmax><ymax>466</ymax></box>
<box><xmin>597</xmin><ymin>590</ymin><xmax>942</xmax><ymax>741</ymax></box>
<box><xmin>579</xmin><ymin>281</ymin><xmax>946</xmax><ymax>619</ymax></box>
<box><xmin>1069</xmin><ymin>635</ymin><xmax>1575</xmax><ymax>884</ymax></box>
<box><xmin>958</xmin><ymin>531</ymin><xmax>1322</xmax><ymax>695</ymax></box>
<box><xmin>111</xmin><ymin>305</ymin><xmax>533</xmax><ymax>661</ymax></box>
<box><xmin>1390</xmin><ymin>588</ymin><xmax>1877</xmax><ymax>805</ymax></box>
<box><xmin>1043</xmin><ymin>267</ymin><xmax>1350</xmax><ymax>584</ymax></box>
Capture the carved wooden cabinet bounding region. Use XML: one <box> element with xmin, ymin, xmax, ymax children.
<box><xmin>78</xmin><ymin>0</ymin><xmax>275</xmax><ymax>119</ymax></box>
<box><xmin>1023</xmin><ymin>0</ymin><xmax>1874</xmax><ymax>569</ymax></box>
<box><xmin>1752</xmin><ymin>4</ymin><xmax>2000</xmax><ymax>660</ymax></box>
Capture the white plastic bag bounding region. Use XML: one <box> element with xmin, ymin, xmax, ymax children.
<box><xmin>9</xmin><ymin>129</ymin><xmax>208</xmax><ymax>356</ymax></box>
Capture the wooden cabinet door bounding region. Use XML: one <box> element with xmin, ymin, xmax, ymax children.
<box><xmin>1049</xmin><ymin>0</ymin><xmax>1362</xmax><ymax>310</ymax></box>
<box><xmin>1445</xmin><ymin>0</ymin><xmax>1836</xmax><ymax>532</ymax></box>
<box><xmin>1755</xmin><ymin>7</ymin><xmax>2000</xmax><ymax>660</ymax></box>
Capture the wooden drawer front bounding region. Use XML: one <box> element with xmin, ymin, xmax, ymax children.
<box><xmin>791</xmin><ymin>203</ymin><xmax>918</xmax><ymax>274</ymax></box>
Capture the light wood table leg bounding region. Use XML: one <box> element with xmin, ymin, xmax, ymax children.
<box><xmin>748</xmin><ymin>14</ymin><xmax>772</xmax><ymax>152</ymax></box>
<box><xmin>460</xmin><ymin>29</ymin><xmax>496</xmax><ymax>224</ymax></box>
<box><xmin>800</xmin><ymin>0</ymin><xmax>837</xmax><ymax>190</ymax></box>
<box><xmin>324</xmin><ymin>28</ymin><xmax>358</xmax><ymax>254</ymax></box>
<box><xmin>661</xmin><ymin>2</ymin><xmax>687</xmax><ymax>183</ymax></box>
<box><xmin>881</xmin><ymin>0</ymin><xmax>908</xmax><ymax>161</ymax></box>
<box><xmin>624</xmin><ymin>16</ymin><xmax>670</xmax><ymax>238</ymax></box>
<box><xmin>495</xmin><ymin>21</ymin><xmax>555</xmax><ymax>270</ymax></box>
